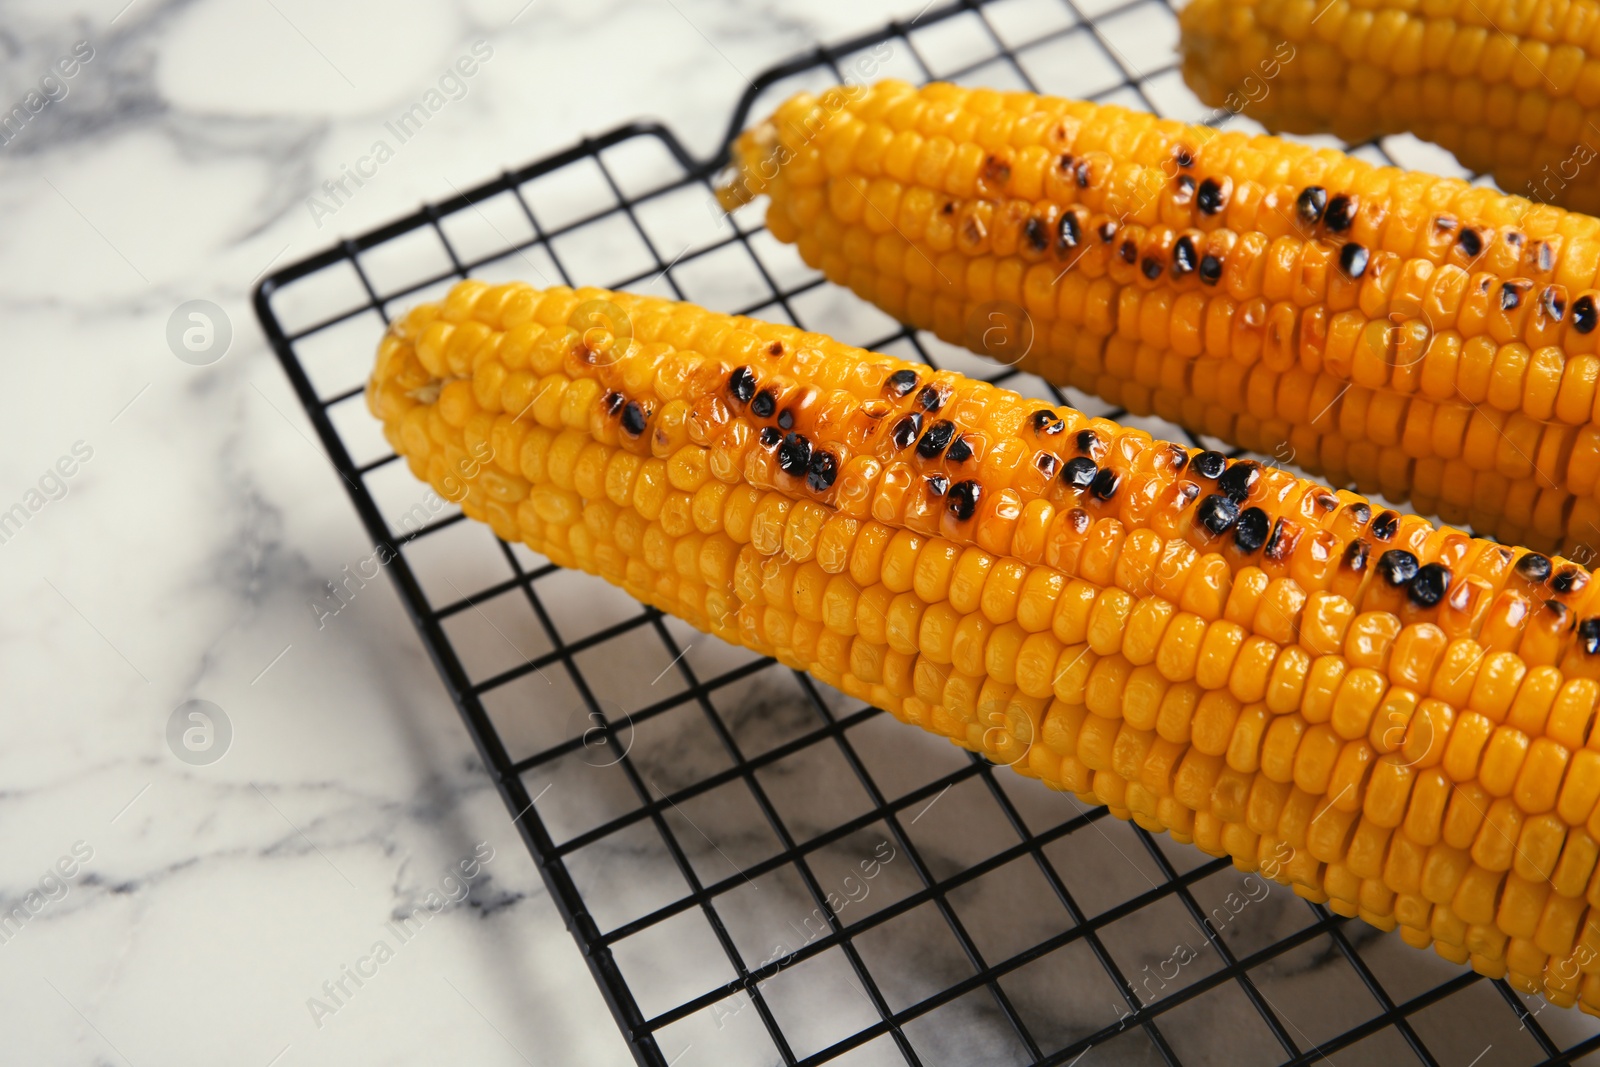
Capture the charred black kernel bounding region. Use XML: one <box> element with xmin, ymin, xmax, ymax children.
<box><xmin>1077</xmin><ymin>429</ymin><xmax>1100</xmax><ymax>454</ymax></box>
<box><xmin>1217</xmin><ymin>460</ymin><xmax>1259</xmax><ymax>502</ymax></box>
<box><xmin>1234</xmin><ymin>507</ymin><xmax>1269</xmax><ymax>553</ymax></box>
<box><xmin>1505</xmin><ymin>231</ymin><xmax>1525</xmax><ymax>248</ymax></box>
<box><xmin>1057</xmin><ymin>211</ymin><xmax>1081</xmax><ymax>250</ymax></box>
<box><xmin>945</xmin><ymin>435</ymin><xmax>973</xmax><ymax>463</ymax></box>
<box><xmin>1033</xmin><ymin>410</ymin><xmax>1065</xmax><ymax>435</ymax></box>
<box><xmin>1545</xmin><ymin>598</ymin><xmax>1572</xmax><ymax>623</ymax></box>
<box><xmin>1580</xmin><ymin>618</ymin><xmax>1600</xmax><ymax>654</ymax></box>
<box><xmin>926</xmin><ymin>474</ymin><xmax>949</xmax><ymax>496</ymax></box>
<box><xmin>1057</xmin><ymin>152</ymin><xmax>1074</xmax><ymax>171</ymax></box>
<box><xmin>1339</xmin><ymin>242</ymin><xmax>1369</xmax><ymax>278</ymax></box>
<box><xmin>1499</xmin><ymin>282</ymin><xmax>1525</xmax><ymax>311</ymax></box>
<box><xmin>728</xmin><ymin>367</ymin><xmax>756</xmax><ymax>404</ymax></box>
<box><xmin>1458</xmin><ymin>228</ymin><xmax>1483</xmax><ymax>257</ymax></box>
<box><xmin>1141</xmin><ymin>257</ymin><xmax>1163</xmax><ymax>280</ymax></box>
<box><xmin>917</xmin><ymin>386</ymin><xmax>946</xmax><ymax>413</ymax></box>
<box><xmin>767</xmin><ymin>341</ymin><xmax>784</xmax><ymax>357</ymax></box>
<box><xmin>1349</xmin><ymin>502</ymin><xmax>1372</xmax><ymax>526</ymax></box>
<box><xmin>1061</xmin><ymin>456</ymin><xmax>1097</xmax><ymax>489</ymax></box>
<box><xmin>1265</xmin><ymin>518</ymin><xmax>1296</xmax><ymax>561</ymax></box>
<box><xmin>1553</xmin><ymin>567</ymin><xmax>1588</xmax><ymax>594</ymax></box>
<box><xmin>942</xmin><ymin>201</ymin><xmax>955</xmax><ymax>215</ymax></box>
<box><xmin>759</xmin><ymin>427</ymin><xmax>781</xmax><ymax>447</ymax></box>
<box><xmin>1196</xmin><ymin>493</ymin><xmax>1240</xmax><ymax>535</ymax></box>
<box><xmin>1543</xmin><ymin>287</ymin><xmax>1567</xmax><ymax>322</ymax></box>
<box><xmin>1192</xmin><ymin>450</ymin><xmax>1227</xmax><ymax>479</ymax></box>
<box><xmin>947</xmin><ymin>480</ymin><xmax>982</xmax><ymax>520</ymax></box>
<box><xmin>1517</xmin><ymin>553</ymin><xmax>1553</xmax><ymax>581</ymax></box>
<box><xmin>1199</xmin><ymin>254</ymin><xmax>1223</xmax><ymax>284</ymax></box>
<box><xmin>1409</xmin><ymin>563</ymin><xmax>1450</xmax><ymax>607</ymax></box>
<box><xmin>1024</xmin><ymin>216</ymin><xmax>1050</xmax><ymax>252</ymax></box>
<box><xmin>1433</xmin><ymin>214</ymin><xmax>1457</xmax><ymax>233</ymax></box>
<box><xmin>1324</xmin><ymin>195</ymin><xmax>1356</xmax><ymax>232</ymax></box>
<box><xmin>1168</xmin><ymin>445</ymin><xmax>1190</xmax><ymax>470</ymax></box>
<box><xmin>1343</xmin><ymin>539</ymin><xmax>1369</xmax><ymax>571</ymax></box>
<box><xmin>891</xmin><ymin>413</ymin><xmax>923</xmax><ymax>450</ymax></box>
<box><xmin>983</xmin><ymin>155</ymin><xmax>1011</xmax><ymax>186</ymax></box>
<box><xmin>1036</xmin><ymin>453</ymin><xmax>1059</xmax><ymax>477</ymax></box>
<box><xmin>1197</xmin><ymin>178</ymin><xmax>1225</xmax><ymax>215</ymax></box>
<box><xmin>1297</xmin><ymin>186</ymin><xmax>1328</xmax><ymax>225</ymax></box>
<box><xmin>885</xmin><ymin>369</ymin><xmax>919</xmax><ymax>397</ymax></box>
<box><xmin>1120</xmin><ymin>240</ymin><xmax>1138</xmax><ymax>264</ymax></box>
<box><xmin>1175</xmin><ymin>175</ymin><xmax>1195</xmax><ymax>197</ymax></box>
<box><xmin>604</xmin><ymin>390</ymin><xmax>626</xmax><ymax>415</ymax></box>
<box><xmin>806</xmin><ymin>450</ymin><xmax>838</xmax><ymax>492</ymax></box>
<box><xmin>1371</xmin><ymin>510</ymin><xmax>1399</xmax><ymax>540</ymax></box>
<box><xmin>621</xmin><ymin>401</ymin><xmax>647</xmax><ymax>436</ymax></box>
<box><xmin>751</xmin><ymin>389</ymin><xmax>777</xmax><ymax>418</ymax></box>
<box><xmin>777</xmin><ymin>408</ymin><xmax>794</xmax><ymax>430</ymax></box>
<box><xmin>1074</xmin><ymin>160</ymin><xmax>1093</xmax><ymax>188</ymax></box>
<box><xmin>1378</xmin><ymin>549</ymin><xmax>1420</xmax><ymax>586</ymax></box>
<box><xmin>1576</xmin><ymin>295</ymin><xmax>1598</xmax><ymax>334</ymax></box>
<box><xmin>1090</xmin><ymin>467</ymin><xmax>1121</xmax><ymax>500</ymax></box>
<box><xmin>1172</xmin><ymin>236</ymin><xmax>1197</xmax><ymax>277</ymax></box>
<box><xmin>916</xmin><ymin>419</ymin><xmax>957</xmax><ymax>459</ymax></box>
<box><xmin>1175</xmin><ymin>146</ymin><xmax>1195</xmax><ymax>168</ymax></box>
<box><xmin>1173</xmin><ymin>482</ymin><xmax>1200</xmax><ymax>508</ymax></box>
<box><xmin>777</xmin><ymin>432</ymin><xmax>811</xmax><ymax>477</ymax></box>
<box><xmin>1098</xmin><ymin>220</ymin><xmax>1118</xmax><ymax>243</ymax></box>
<box><xmin>1315</xmin><ymin>493</ymin><xmax>1338</xmax><ymax>512</ymax></box>
<box><xmin>1538</xmin><ymin>241</ymin><xmax>1555</xmax><ymax>272</ymax></box>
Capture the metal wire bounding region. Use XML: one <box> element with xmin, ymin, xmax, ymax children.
<box><xmin>253</xmin><ymin>1</ymin><xmax>1600</xmax><ymax>1063</ymax></box>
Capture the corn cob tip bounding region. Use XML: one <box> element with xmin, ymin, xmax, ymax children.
<box><xmin>715</xmin><ymin>121</ymin><xmax>779</xmax><ymax>212</ymax></box>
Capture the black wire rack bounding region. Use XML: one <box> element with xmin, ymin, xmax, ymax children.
<box><xmin>254</xmin><ymin>2</ymin><xmax>1600</xmax><ymax>1064</ymax></box>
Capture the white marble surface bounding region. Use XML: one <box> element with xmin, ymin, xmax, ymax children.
<box><xmin>10</xmin><ymin>1</ymin><xmax>1600</xmax><ymax>1066</ymax></box>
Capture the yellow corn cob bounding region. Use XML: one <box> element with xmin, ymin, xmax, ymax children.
<box><xmin>1179</xmin><ymin>0</ymin><xmax>1600</xmax><ymax>215</ymax></box>
<box><xmin>376</xmin><ymin>278</ymin><xmax>1600</xmax><ymax>1014</ymax></box>
<box><xmin>715</xmin><ymin>78</ymin><xmax>1600</xmax><ymax>560</ymax></box>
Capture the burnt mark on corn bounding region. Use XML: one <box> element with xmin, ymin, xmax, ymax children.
<box><xmin>942</xmin><ymin>201</ymin><xmax>955</xmax><ymax>215</ymax></box>
<box><xmin>1196</xmin><ymin>177</ymin><xmax>1226</xmax><ymax>215</ymax></box>
<box><xmin>1057</xmin><ymin>211</ymin><xmax>1082</xmax><ymax>250</ymax></box>
<box><xmin>1076</xmin><ymin>429</ymin><xmax>1100</xmax><ymax>455</ymax></box>
<box><xmin>1378</xmin><ymin>549</ymin><xmax>1420</xmax><ymax>586</ymax></box>
<box><xmin>1297</xmin><ymin>186</ymin><xmax>1328</xmax><ymax>225</ymax></box>
<box><xmin>1173</xmin><ymin>481</ymin><xmax>1200</xmax><ymax>509</ymax></box>
<box><xmin>1517</xmin><ymin>553</ymin><xmax>1553</xmax><ymax>582</ymax></box>
<box><xmin>945</xmin><ymin>435</ymin><xmax>973</xmax><ymax>463</ymax></box>
<box><xmin>1175</xmin><ymin>146</ymin><xmax>1195</xmax><ymax>168</ymax></box>
<box><xmin>983</xmin><ymin>154</ymin><xmax>1012</xmax><ymax>187</ymax></box>
<box><xmin>1339</xmin><ymin>242</ymin><xmax>1370</xmax><ymax>278</ymax></box>
<box><xmin>1575</xmin><ymin>294</ymin><xmax>1598</xmax><ymax>334</ymax></box>
<box><xmin>1264</xmin><ymin>518</ymin><xmax>1300</xmax><ymax>562</ymax></box>
<box><xmin>1536</xmin><ymin>241</ymin><xmax>1555</xmax><ymax>273</ymax></box>
<box><xmin>1343</xmin><ymin>539</ymin><xmax>1369</xmax><ymax>572</ymax></box>
<box><xmin>1197</xmin><ymin>494</ymin><xmax>1240</xmax><ymax>535</ymax></box>
<box><xmin>1141</xmin><ymin>257</ymin><xmax>1163</xmax><ymax>280</ymax></box>
<box><xmin>751</xmin><ymin>389</ymin><xmax>777</xmax><ymax>419</ymax></box>
<box><xmin>1324</xmin><ymin>195</ymin><xmax>1357</xmax><ymax>232</ymax></box>
<box><xmin>777</xmin><ymin>408</ymin><xmax>795</xmax><ymax>430</ymax></box>
<box><xmin>806</xmin><ymin>450</ymin><xmax>838</xmax><ymax>492</ymax></box>
<box><xmin>1580</xmin><ymin>618</ymin><xmax>1600</xmax><ymax>654</ymax></box>
<box><xmin>621</xmin><ymin>401</ymin><xmax>648</xmax><ymax>436</ymax></box>
<box><xmin>1500</xmin><ymin>281</ymin><xmax>1528</xmax><ymax>311</ymax></box>
<box><xmin>1505</xmin><ymin>231</ymin><xmax>1525</xmax><ymax>248</ymax></box>
<box><xmin>1074</xmin><ymin>159</ymin><xmax>1094</xmax><ymax>188</ymax></box>
<box><xmin>947</xmin><ymin>480</ymin><xmax>982</xmax><ymax>520</ymax></box>
<box><xmin>962</xmin><ymin>217</ymin><xmax>985</xmax><ymax>246</ymax></box>
<box><xmin>1370</xmin><ymin>510</ymin><xmax>1399</xmax><ymax>541</ymax></box>
<box><xmin>759</xmin><ymin>426</ymin><xmax>781</xmax><ymax>448</ymax></box>
<box><xmin>891</xmin><ymin>413</ymin><xmax>923</xmax><ymax>450</ymax></box>
<box><xmin>1033</xmin><ymin>410</ymin><xmax>1066</xmax><ymax>435</ymax></box>
<box><xmin>1024</xmin><ymin>216</ymin><xmax>1050</xmax><ymax>253</ymax></box>
<box><xmin>1542</xmin><ymin>286</ymin><xmax>1567</xmax><ymax>322</ymax></box>
<box><xmin>1217</xmin><ymin>460</ymin><xmax>1259</xmax><ymax>502</ymax></box>
<box><xmin>604</xmin><ymin>390</ymin><xmax>626</xmax><ymax>415</ymax></box>
<box><xmin>767</xmin><ymin>341</ymin><xmax>784</xmax><ymax>357</ymax></box>
<box><xmin>1168</xmin><ymin>445</ymin><xmax>1190</xmax><ymax>470</ymax></box>
<box><xmin>1090</xmin><ymin>467</ymin><xmax>1120</xmax><ymax>500</ymax></box>
<box><xmin>1458</xmin><ymin>228</ymin><xmax>1484</xmax><ymax>258</ymax></box>
<box><xmin>1542</xmin><ymin>598</ymin><xmax>1572</xmax><ymax>625</ymax></box>
<box><xmin>1410</xmin><ymin>563</ymin><xmax>1450</xmax><ymax>607</ymax></box>
<box><xmin>1173</xmin><ymin>235</ymin><xmax>1197</xmax><ymax>277</ymax></box>
<box><xmin>1314</xmin><ymin>493</ymin><xmax>1339</xmax><ymax>513</ymax></box>
<box><xmin>917</xmin><ymin>385</ymin><xmax>947</xmax><ymax>412</ymax></box>
<box><xmin>1057</xmin><ymin>153</ymin><xmax>1075</xmax><ymax>172</ymax></box>
<box><xmin>1120</xmin><ymin>239</ymin><xmax>1139</xmax><ymax>264</ymax></box>
<box><xmin>777</xmin><ymin>432</ymin><xmax>811</xmax><ymax>477</ymax></box>
<box><xmin>1234</xmin><ymin>507</ymin><xmax>1269</xmax><ymax>553</ymax></box>
<box><xmin>1553</xmin><ymin>567</ymin><xmax>1589</xmax><ymax>595</ymax></box>
<box><xmin>1061</xmin><ymin>456</ymin><xmax>1097</xmax><ymax>489</ymax></box>
<box><xmin>885</xmin><ymin>369</ymin><xmax>919</xmax><ymax>397</ymax></box>
<box><xmin>917</xmin><ymin>419</ymin><xmax>957</xmax><ymax>459</ymax></box>
<box><xmin>1199</xmin><ymin>254</ymin><xmax>1223</xmax><ymax>285</ymax></box>
<box><xmin>1432</xmin><ymin>214</ymin><xmax>1457</xmax><ymax>233</ymax></box>
<box><xmin>728</xmin><ymin>366</ymin><xmax>756</xmax><ymax>404</ymax></box>
<box><xmin>926</xmin><ymin>474</ymin><xmax>949</xmax><ymax>496</ymax></box>
<box><xmin>1174</xmin><ymin>174</ymin><xmax>1196</xmax><ymax>200</ymax></box>
<box><xmin>1348</xmin><ymin>502</ymin><xmax>1372</xmax><ymax>526</ymax></box>
<box><xmin>1036</xmin><ymin>452</ymin><xmax>1059</xmax><ymax>477</ymax></box>
<box><xmin>1192</xmin><ymin>450</ymin><xmax>1226</xmax><ymax>479</ymax></box>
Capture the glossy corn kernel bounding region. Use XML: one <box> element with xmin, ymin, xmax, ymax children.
<box><xmin>718</xmin><ymin>78</ymin><xmax>1600</xmax><ymax>557</ymax></box>
<box><xmin>375</xmin><ymin>280</ymin><xmax>1600</xmax><ymax>1017</ymax></box>
<box><xmin>1180</xmin><ymin>0</ymin><xmax>1600</xmax><ymax>216</ymax></box>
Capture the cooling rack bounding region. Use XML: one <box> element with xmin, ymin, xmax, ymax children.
<box><xmin>253</xmin><ymin>1</ymin><xmax>1600</xmax><ymax>1063</ymax></box>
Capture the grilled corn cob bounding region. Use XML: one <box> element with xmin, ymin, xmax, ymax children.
<box><xmin>716</xmin><ymin>78</ymin><xmax>1600</xmax><ymax>559</ymax></box>
<box><xmin>376</xmin><ymin>279</ymin><xmax>1600</xmax><ymax>1013</ymax></box>
<box><xmin>1179</xmin><ymin>0</ymin><xmax>1600</xmax><ymax>214</ymax></box>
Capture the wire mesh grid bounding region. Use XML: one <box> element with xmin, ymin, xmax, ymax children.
<box><xmin>252</xmin><ymin>2</ymin><xmax>1600</xmax><ymax>1064</ymax></box>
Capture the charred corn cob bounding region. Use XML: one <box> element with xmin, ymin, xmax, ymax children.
<box><xmin>377</xmin><ymin>278</ymin><xmax>1600</xmax><ymax>1013</ymax></box>
<box><xmin>1180</xmin><ymin>0</ymin><xmax>1600</xmax><ymax>215</ymax></box>
<box><xmin>716</xmin><ymin>78</ymin><xmax>1600</xmax><ymax>559</ymax></box>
